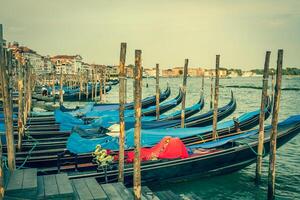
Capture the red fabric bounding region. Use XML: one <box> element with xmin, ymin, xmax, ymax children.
<box><xmin>125</xmin><ymin>136</ymin><xmax>188</xmax><ymax>163</ymax></box>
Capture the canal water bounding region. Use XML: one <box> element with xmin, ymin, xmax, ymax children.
<box><xmin>67</xmin><ymin>76</ymin><xmax>300</xmax><ymax>199</ymax></box>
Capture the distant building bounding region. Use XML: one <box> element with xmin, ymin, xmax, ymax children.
<box><xmin>51</xmin><ymin>55</ymin><xmax>82</xmax><ymax>74</ymax></box>
<box><xmin>227</xmin><ymin>71</ymin><xmax>239</xmax><ymax>78</ymax></box>
<box><xmin>106</xmin><ymin>65</ymin><xmax>118</xmax><ymax>78</ymax></box>
<box><xmin>144</xmin><ymin>68</ymin><xmax>157</xmax><ymax>77</ymax></box>
<box><xmin>204</xmin><ymin>69</ymin><xmax>227</xmax><ymax>77</ymax></box>
<box><xmin>162</xmin><ymin>67</ymin><xmax>204</xmax><ymax>77</ymax></box>
<box><xmin>8</xmin><ymin>42</ymin><xmax>44</xmax><ymax>74</ymax></box>
<box><xmin>242</xmin><ymin>71</ymin><xmax>255</xmax><ymax>77</ymax></box>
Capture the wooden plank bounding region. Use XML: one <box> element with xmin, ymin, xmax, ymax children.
<box><xmin>44</xmin><ymin>174</ymin><xmax>59</xmax><ymax>198</ymax></box>
<box><xmin>56</xmin><ymin>174</ymin><xmax>73</xmax><ymax>198</ymax></box>
<box><xmin>84</xmin><ymin>178</ymin><xmax>107</xmax><ymax>200</ymax></box>
<box><xmin>141</xmin><ymin>186</ymin><xmax>160</xmax><ymax>200</ymax></box>
<box><xmin>72</xmin><ymin>179</ymin><xmax>93</xmax><ymax>200</ymax></box>
<box><xmin>22</xmin><ymin>168</ymin><xmax>37</xmax><ymax>190</ymax></box>
<box><xmin>6</xmin><ymin>170</ymin><xmax>23</xmax><ymax>192</ymax></box>
<box><xmin>185</xmin><ymin>192</ymin><xmax>202</xmax><ymax>200</ymax></box>
<box><xmin>111</xmin><ymin>182</ymin><xmax>133</xmax><ymax>200</ymax></box>
<box><xmin>37</xmin><ymin>176</ymin><xmax>45</xmax><ymax>199</ymax></box>
<box><xmin>127</xmin><ymin>188</ymin><xmax>148</xmax><ymax>200</ymax></box>
<box><xmin>101</xmin><ymin>183</ymin><xmax>123</xmax><ymax>200</ymax></box>
<box><xmin>164</xmin><ymin>191</ymin><xmax>181</xmax><ymax>200</ymax></box>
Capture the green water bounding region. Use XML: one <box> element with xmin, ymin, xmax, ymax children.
<box><xmin>67</xmin><ymin>76</ymin><xmax>300</xmax><ymax>199</ymax></box>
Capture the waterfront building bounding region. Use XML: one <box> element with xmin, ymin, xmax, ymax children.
<box><xmin>51</xmin><ymin>55</ymin><xmax>83</xmax><ymax>75</ymax></box>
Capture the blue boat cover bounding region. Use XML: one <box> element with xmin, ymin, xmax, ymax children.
<box><xmin>66</xmin><ymin>114</ymin><xmax>300</xmax><ymax>154</ymax></box>
<box><xmin>66</xmin><ymin>107</ymin><xmax>265</xmax><ymax>153</ymax></box>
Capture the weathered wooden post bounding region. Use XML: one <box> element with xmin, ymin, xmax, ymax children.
<box><xmin>255</xmin><ymin>51</ymin><xmax>271</xmax><ymax>183</ymax></box>
<box><xmin>103</xmin><ymin>68</ymin><xmax>107</xmax><ymax>102</ymax></box>
<box><xmin>118</xmin><ymin>42</ymin><xmax>127</xmax><ymax>182</ymax></box>
<box><xmin>23</xmin><ymin>62</ymin><xmax>28</xmax><ymax>124</ymax></box>
<box><xmin>52</xmin><ymin>65</ymin><xmax>56</xmax><ymax>102</ymax></box>
<box><xmin>181</xmin><ymin>59</ymin><xmax>189</xmax><ymax>128</ymax></box>
<box><xmin>155</xmin><ymin>64</ymin><xmax>160</xmax><ymax>120</ymax></box>
<box><xmin>125</xmin><ymin>67</ymin><xmax>128</xmax><ymax>103</ymax></box>
<box><xmin>59</xmin><ymin>67</ymin><xmax>63</xmax><ymax>106</ymax></box>
<box><xmin>268</xmin><ymin>49</ymin><xmax>283</xmax><ymax>200</ymax></box>
<box><xmin>29</xmin><ymin>64</ymin><xmax>33</xmax><ymax>116</ymax></box>
<box><xmin>212</xmin><ymin>55</ymin><xmax>220</xmax><ymax>140</ymax></box>
<box><xmin>94</xmin><ymin>68</ymin><xmax>98</xmax><ymax>101</ymax></box>
<box><xmin>79</xmin><ymin>70</ymin><xmax>83</xmax><ymax>101</ymax></box>
<box><xmin>86</xmin><ymin>70</ymin><xmax>89</xmax><ymax>101</ymax></box>
<box><xmin>17</xmin><ymin>60</ymin><xmax>24</xmax><ymax>151</ymax></box>
<box><xmin>133</xmin><ymin>49</ymin><xmax>142</xmax><ymax>200</ymax></box>
<box><xmin>0</xmin><ymin>24</ymin><xmax>16</xmax><ymax>171</ymax></box>
<box><xmin>91</xmin><ymin>69</ymin><xmax>95</xmax><ymax>101</ymax></box>
<box><xmin>99</xmin><ymin>69</ymin><xmax>103</xmax><ymax>103</ymax></box>
<box><xmin>201</xmin><ymin>73</ymin><xmax>204</xmax><ymax>92</ymax></box>
<box><xmin>210</xmin><ymin>71</ymin><xmax>213</xmax><ymax>109</ymax></box>
<box><xmin>271</xmin><ymin>74</ymin><xmax>275</xmax><ymax>102</ymax></box>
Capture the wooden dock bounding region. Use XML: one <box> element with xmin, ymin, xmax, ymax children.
<box><xmin>3</xmin><ymin>168</ymin><xmax>200</xmax><ymax>200</ymax></box>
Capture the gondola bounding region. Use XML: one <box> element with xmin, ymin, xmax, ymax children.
<box><xmin>17</xmin><ymin>88</ymin><xmax>182</xmax><ymax>132</ymax></box>
<box><xmin>2</xmin><ymin>86</ymin><xmax>171</xmax><ymax>125</ymax></box>
<box><xmin>32</xmin><ymin>85</ymin><xmax>112</xmax><ymax>102</ymax></box>
<box><xmin>42</xmin><ymin>114</ymin><xmax>300</xmax><ymax>185</ymax></box>
<box><xmin>9</xmin><ymin>97</ymin><xmax>271</xmax><ymax>168</ymax></box>
<box><xmin>122</xmin><ymin>92</ymin><xmax>236</xmax><ymax>130</ymax></box>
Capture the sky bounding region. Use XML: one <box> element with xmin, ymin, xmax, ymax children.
<box><xmin>0</xmin><ymin>0</ymin><xmax>299</xmax><ymax>69</ymax></box>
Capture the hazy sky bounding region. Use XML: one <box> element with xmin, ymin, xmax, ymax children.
<box><xmin>1</xmin><ymin>0</ymin><xmax>299</xmax><ymax>69</ymax></box>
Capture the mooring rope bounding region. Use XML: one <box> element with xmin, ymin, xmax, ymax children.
<box><xmin>16</xmin><ymin>127</ymin><xmax>39</xmax><ymax>169</ymax></box>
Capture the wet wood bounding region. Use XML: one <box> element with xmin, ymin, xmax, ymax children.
<box><xmin>59</xmin><ymin>67</ymin><xmax>63</xmax><ymax>106</ymax></box>
<box><xmin>79</xmin><ymin>71</ymin><xmax>83</xmax><ymax>101</ymax></box>
<box><xmin>202</xmin><ymin>74</ymin><xmax>204</xmax><ymax>92</ymax></box>
<box><xmin>268</xmin><ymin>49</ymin><xmax>283</xmax><ymax>200</ymax></box>
<box><xmin>23</xmin><ymin>63</ymin><xmax>28</xmax><ymax>124</ymax></box>
<box><xmin>210</xmin><ymin>72</ymin><xmax>213</xmax><ymax>109</ymax></box>
<box><xmin>181</xmin><ymin>59</ymin><xmax>189</xmax><ymax>128</ymax></box>
<box><xmin>133</xmin><ymin>49</ymin><xmax>142</xmax><ymax>200</ymax></box>
<box><xmin>212</xmin><ymin>55</ymin><xmax>220</xmax><ymax>140</ymax></box>
<box><xmin>100</xmin><ymin>69</ymin><xmax>103</xmax><ymax>102</ymax></box>
<box><xmin>103</xmin><ymin>69</ymin><xmax>107</xmax><ymax>102</ymax></box>
<box><xmin>0</xmin><ymin>24</ymin><xmax>16</xmax><ymax>172</ymax></box>
<box><xmin>86</xmin><ymin>70</ymin><xmax>89</xmax><ymax>101</ymax></box>
<box><xmin>156</xmin><ymin>63</ymin><xmax>160</xmax><ymax>120</ymax></box>
<box><xmin>17</xmin><ymin>61</ymin><xmax>24</xmax><ymax>151</ymax></box>
<box><xmin>255</xmin><ymin>51</ymin><xmax>270</xmax><ymax>184</ymax></box>
<box><xmin>91</xmin><ymin>69</ymin><xmax>95</xmax><ymax>101</ymax></box>
<box><xmin>125</xmin><ymin>67</ymin><xmax>128</xmax><ymax>103</ymax></box>
<box><xmin>118</xmin><ymin>42</ymin><xmax>127</xmax><ymax>183</ymax></box>
<box><xmin>52</xmin><ymin>65</ymin><xmax>56</xmax><ymax>102</ymax></box>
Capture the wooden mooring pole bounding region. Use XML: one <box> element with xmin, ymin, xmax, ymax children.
<box><xmin>86</xmin><ymin>70</ymin><xmax>89</xmax><ymax>101</ymax></box>
<box><xmin>155</xmin><ymin>64</ymin><xmax>160</xmax><ymax>120</ymax></box>
<box><xmin>99</xmin><ymin>69</ymin><xmax>103</xmax><ymax>103</ymax></box>
<box><xmin>255</xmin><ymin>51</ymin><xmax>271</xmax><ymax>184</ymax></box>
<box><xmin>103</xmin><ymin>69</ymin><xmax>107</xmax><ymax>102</ymax></box>
<box><xmin>79</xmin><ymin>70</ymin><xmax>82</xmax><ymax>101</ymax></box>
<box><xmin>212</xmin><ymin>55</ymin><xmax>220</xmax><ymax>140</ymax></box>
<box><xmin>52</xmin><ymin>65</ymin><xmax>56</xmax><ymax>103</ymax></box>
<box><xmin>0</xmin><ymin>24</ymin><xmax>16</xmax><ymax>172</ymax></box>
<box><xmin>267</xmin><ymin>49</ymin><xmax>283</xmax><ymax>200</ymax></box>
<box><xmin>92</xmin><ymin>69</ymin><xmax>95</xmax><ymax>101</ymax></box>
<box><xmin>202</xmin><ymin>73</ymin><xmax>204</xmax><ymax>92</ymax></box>
<box><xmin>118</xmin><ymin>43</ymin><xmax>127</xmax><ymax>183</ymax></box>
<box><xmin>59</xmin><ymin>67</ymin><xmax>63</xmax><ymax>106</ymax></box>
<box><xmin>181</xmin><ymin>59</ymin><xmax>189</xmax><ymax>128</ymax></box>
<box><xmin>133</xmin><ymin>49</ymin><xmax>142</xmax><ymax>200</ymax></box>
<box><xmin>17</xmin><ymin>60</ymin><xmax>24</xmax><ymax>151</ymax></box>
<box><xmin>210</xmin><ymin>72</ymin><xmax>213</xmax><ymax>109</ymax></box>
<box><xmin>125</xmin><ymin>67</ymin><xmax>127</xmax><ymax>103</ymax></box>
